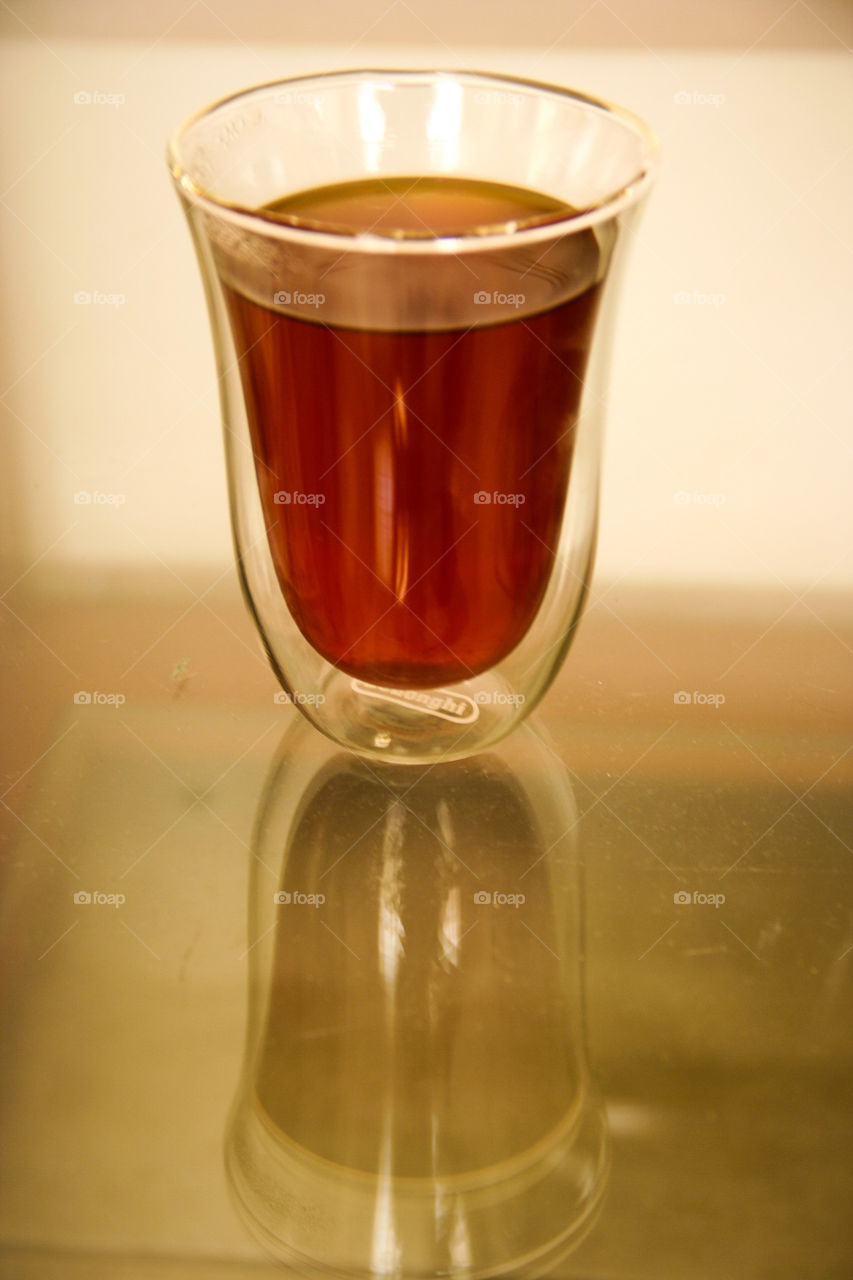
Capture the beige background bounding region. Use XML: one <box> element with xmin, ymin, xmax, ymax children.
<box><xmin>4</xmin><ymin>0</ymin><xmax>853</xmax><ymax>47</ymax></box>
<box><xmin>0</xmin><ymin>1</ymin><xmax>851</xmax><ymax>594</ymax></box>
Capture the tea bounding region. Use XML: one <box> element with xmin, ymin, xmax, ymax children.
<box><xmin>224</xmin><ymin>176</ymin><xmax>603</xmax><ymax>688</ymax></box>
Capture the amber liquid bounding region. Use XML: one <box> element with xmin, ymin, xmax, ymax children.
<box><xmin>224</xmin><ymin>177</ymin><xmax>602</xmax><ymax>688</ymax></box>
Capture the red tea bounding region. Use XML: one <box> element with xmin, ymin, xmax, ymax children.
<box><xmin>224</xmin><ymin>176</ymin><xmax>602</xmax><ymax>688</ymax></box>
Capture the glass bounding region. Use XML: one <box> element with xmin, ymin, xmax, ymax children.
<box><xmin>226</xmin><ymin>714</ymin><xmax>608</xmax><ymax>1276</ymax></box>
<box><xmin>168</xmin><ymin>70</ymin><xmax>657</xmax><ymax>762</ymax></box>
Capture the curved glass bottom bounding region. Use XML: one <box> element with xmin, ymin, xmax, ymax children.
<box><xmin>290</xmin><ymin>666</ymin><xmax>541</xmax><ymax>765</ymax></box>
<box><xmin>225</xmin><ymin>1087</ymin><xmax>609</xmax><ymax>1278</ymax></box>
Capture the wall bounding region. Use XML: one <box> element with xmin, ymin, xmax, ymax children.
<box><xmin>0</xmin><ymin>2</ymin><xmax>851</xmax><ymax>594</ymax></box>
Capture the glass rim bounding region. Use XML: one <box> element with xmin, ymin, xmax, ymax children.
<box><xmin>167</xmin><ymin>67</ymin><xmax>659</xmax><ymax>253</ymax></box>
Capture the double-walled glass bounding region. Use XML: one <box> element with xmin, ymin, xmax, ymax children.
<box><xmin>168</xmin><ymin>70</ymin><xmax>657</xmax><ymax>763</ymax></box>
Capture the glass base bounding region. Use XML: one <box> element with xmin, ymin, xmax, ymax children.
<box><xmin>225</xmin><ymin>1089</ymin><xmax>609</xmax><ymax>1278</ymax></box>
<box><xmin>303</xmin><ymin>667</ymin><xmax>534</xmax><ymax>765</ymax></box>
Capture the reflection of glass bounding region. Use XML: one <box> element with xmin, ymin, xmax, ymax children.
<box><xmin>168</xmin><ymin>69</ymin><xmax>657</xmax><ymax>763</ymax></box>
<box><xmin>226</xmin><ymin>715</ymin><xmax>609</xmax><ymax>1275</ymax></box>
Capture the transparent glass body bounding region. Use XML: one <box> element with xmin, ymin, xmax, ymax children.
<box><xmin>168</xmin><ymin>70</ymin><xmax>657</xmax><ymax>762</ymax></box>
<box><xmin>226</xmin><ymin>714</ymin><xmax>608</xmax><ymax>1276</ymax></box>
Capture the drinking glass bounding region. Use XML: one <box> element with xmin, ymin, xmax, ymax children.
<box><xmin>168</xmin><ymin>70</ymin><xmax>657</xmax><ymax>762</ymax></box>
<box><xmin>226</xmin><ymin>713</ymin><xmax>609</xmax><ymax>1276</ymax></box>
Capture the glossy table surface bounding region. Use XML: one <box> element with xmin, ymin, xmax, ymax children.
<box><xmin>1</xmin><ymin>573</ymin><xmax>851</xmax><ymax>1278</ymax></box>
